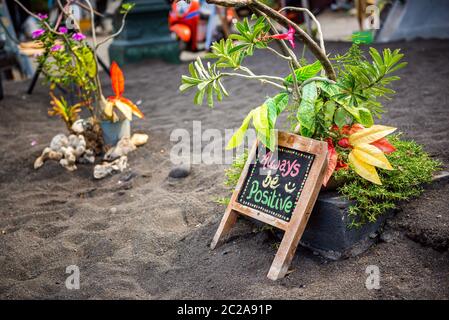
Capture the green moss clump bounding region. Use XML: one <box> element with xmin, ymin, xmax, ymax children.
<box><xmin>334</xmin><ymin>134</ymin><xmax>441</xmax><ymax>227</ymax></box>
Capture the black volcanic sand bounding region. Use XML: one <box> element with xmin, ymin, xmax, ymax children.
<box><xmin>0</xmin><ymin>40</ymin><xmax>448</xmax><ymax>299</ymax></box>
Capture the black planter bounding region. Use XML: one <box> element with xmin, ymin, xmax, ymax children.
<box><xmin>300</xmin><ymin>191</ymin><xmax>391</xmax><ymax>260</ymax></box>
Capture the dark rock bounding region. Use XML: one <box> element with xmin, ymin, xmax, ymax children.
<box><xmin>121</xmin><ymin>171</ymin><xmax>137</xmax><ymax>182</ymax></box>
<box><xmin>168</xmin><ymin>165</ymin><xmax>191</xmax><ymax>178</ymax></box>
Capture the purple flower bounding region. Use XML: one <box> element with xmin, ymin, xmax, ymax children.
<box><xmin>51</xmin><ymin>44</ymin><xmax>62</xmax><ymax>52</ymax></box>
<box><xmin>32</xmin><ymin>29</ymin><xmax>45</xmax><ymax>39</ymax></box>
<box><xmin>72</xmin><ymin>32</ymin><xmax>86</xmax><ymax>41</ymax></box>
<box><xmin>59</xmin><ymin>26</ymin><xmax>68</xmax><ymax>34</ymax></box>
<box><xmin>37</xmin><ymin>13</ymin><xmax>48</xmax><ymax>20</ymax></box>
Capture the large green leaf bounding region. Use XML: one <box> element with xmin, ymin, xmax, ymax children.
<box><xmin>297</xmin><ymin>82</ymin><xmax>318</xmax><ymax>137</ymax></box>
<box><xmin>334</xmin><ymin>106</ymin><xmax>353</xmax><ymax>128</ymax></box>
<box><xmin>285</xmin><ymin>60</ymin><xmax>322</xmax><ymax>84</ymax></box>
<box><xmin>226</xmin><ymin>110</ymin><xmax>254</xmax><ymax>150</ymax></box>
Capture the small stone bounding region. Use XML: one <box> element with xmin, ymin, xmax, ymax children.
<box><xmin>369</xmin><ymin>232</ymin><xmax>378</xmax><ymax>239</ymax></box>
<box><xmin>436</xmin><ymin>214</ymin><xmax>442</xmax><ymax>218</ymax></box>
<box><xmin>380</xmin><ymin>231</ymin><xmax>394</xmax><ymax>243</ymax></box>
<box><xmin>168</xmin><ymin>165</ymin><xmax>190</xmax><ymax>178</ymax></box>
<box><xmin>130</xmin><ymin>133</ymin><xmax>148</xmax><ymax>146</ymax></box>
<box><xmin>110</xmin><ymin>207</ymin><xmax>117</xmax><ymax>214</ymax></box>
<box><xmin>121</xmin><ymin>171</ymin><xmax>137</xmax><ymax>182</ymax></box>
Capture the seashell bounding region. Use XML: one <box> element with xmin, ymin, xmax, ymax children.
<box><xmin>103</xmin><ymin>137</ymin><xmax>136</xmax><ymax>161</ymax></box>
<box><xmin>131</xmin><ymin>133</ymin><xmax>148</xmax><ymax>147</ymax></box>
<box><xmin>50</xmin><ymin>134</ymin><xmax>68</xmax><ymax>151</ymax></box>
<box><xmin>94</xmin><ymin>156</ymin><xmax>128</xmax><ymax>179</ymax></box>
<box><xmin>71</xmin><ymin>119</ymin><xmax>85</xmax><ymax>134</ymax></box>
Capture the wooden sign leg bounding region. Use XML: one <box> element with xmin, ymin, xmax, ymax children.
<box><xmin>210</xmin><ymin>206</ymin><xmax>239</xmax><ymax>250</ymax></box>
<box><xmin>267</xmin><ymin>213</ymin><xmax>309</xmax><ymax>280</ymax></box>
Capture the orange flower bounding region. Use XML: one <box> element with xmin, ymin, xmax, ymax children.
<box><xmin>104</xmin><ymin>61</ymin><xmax>144</xmax><ymax>122</ymax></box>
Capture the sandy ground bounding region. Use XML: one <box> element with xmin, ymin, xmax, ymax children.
<box><xmin>0</xmin><ymin>40</ymin><xmax>448</xmax><ymax>299</ymax></box>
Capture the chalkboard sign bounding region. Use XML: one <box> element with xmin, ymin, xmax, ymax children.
<box><xmin>211</xmin><ymin>131</ymin><xmax>328</xmax><ymax>280</ymax></box>
<box><xmin>237</xmin><ymin>146</ymin><xmax>315</xmax><ymax>222</ymax></box>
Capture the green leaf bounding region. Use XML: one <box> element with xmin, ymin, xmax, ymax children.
<box><xmin>358</xmin><ymin>107</ymin><xmax>374</xmax><ymax>127</ymax></box>
<box><xmin>323</xmin><ymin>101</ymin><xmax>336</xmax><ymax>127</ymax></box>
<box><xmin>285</xmin><ymin>60</ymin><xmax>322</xmax><ymax>84</ymax></box>
<box><xmin>272</xmin><ymin>92</ymin><xmax>289</xmax><ymax>114</ymax></box>
<box><xmin>334</xmin><ymin>107</ymin><xmax>353</xmax><ymax>128</ymax></box>
<box><xmin>297</xmin><ymin>82</ymin><xmax>318</xmax><ymax>137</ymax></box>
<box><xmin>226</xmin><ymin>110</ymin><xmax>253</xmax><ymax>150</ymax></box>
<box><xmin>194</xmin><ymin>88</ymin><xmax>205</xmax><ymax>105</ymax></box>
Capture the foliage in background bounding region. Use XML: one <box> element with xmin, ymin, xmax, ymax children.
<box><xmin>334</xmin><ymin>135</ymin><xmax>441</xmax><ymax>227</ymax></box>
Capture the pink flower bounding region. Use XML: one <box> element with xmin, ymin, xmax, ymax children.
<box><xmin>270</xmin><ymin>25</ymin><xmax>296</xmax><ymax>49</ymax></box>
<box><xmin>51</xmin><ymin>44</ymin><xmax>62</xmax><ymax>52</ymax></box>
<box><xmin>32</xmin><ymin>29</ymin><xmax>45</xmax><ymax>39</ymax></box>
<box><xmin>59</xmin><ymin>26</ymin><xmax>68</xmax><ymax>34</ymax></box>
<box><xmin>37</xmin><ymin>13</ymin><xmax>48</xmax><ymax>20</ymax></box>
<box><xmin>72</xmin><ymin>32</ymin><xmax>86</xmax><ymax>41</ymax></box>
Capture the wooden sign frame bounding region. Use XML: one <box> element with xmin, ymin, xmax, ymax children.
<box><xmin>211</xmin><ymin>131</ymin><xmax>328</xmax><ymax>280</ymax></box>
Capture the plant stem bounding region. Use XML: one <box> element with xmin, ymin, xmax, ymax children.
<box><xmin>83</xmin><ymin>0</ymin><xmax>103</xmax><ymax>102</ymax></box>
<box><xmin>266</xmin><ymin>46</ymin><xmax>291</xmax><ymax>61</ymax></box>
<box><xmin>299</xmin><ymin>76</ymin><xmax>335</xmax><ymax>90</ymax></box>
<box><xmin>13</xmin><ymin>0</ymin><xmax>63</xmax><ymax>36</ymax></box>
<box><xmin>96</xmin><ymin>10</ymin><xmax>130</xmax><ymax>49</ymax></box>
<box><xmin>221</xmin><ymin>72</ymin><xmax>288</xmax><ymax>91</ymax></box>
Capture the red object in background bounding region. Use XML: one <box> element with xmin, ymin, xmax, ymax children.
<box><xmin>169</xmin><ymin>0</ymin><xmax>201</xmax><ymax>51</ymax></box>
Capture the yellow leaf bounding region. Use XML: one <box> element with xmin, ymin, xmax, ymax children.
<box><xmin>115</xmin><ymin>100</ymin><xmax>133</xmax><ymax>121</ymax></box>
<box><xmin>349</xmin><ymin>151</ymin><xmax>382</xmax><ymax>185</ymax></box>
<box><xmin>226</xmin><ymin>110</ymin><xmax>253</xmax><ymax>150</ymax></box>
<box><xmin>353</xmin><ymin>143</ymin><xmax>393</xmax><ymax>170</ymax></box>
<box><xmin>349</xmin><ymin>125</ymin><xmax>396</xmax><ymax>146</ymax></box>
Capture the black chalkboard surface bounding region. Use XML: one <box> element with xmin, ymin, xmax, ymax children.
<box><xmin>237</xmin><ymin>145</ymin><xmax>315</xmax><ymax>222</ymax></box>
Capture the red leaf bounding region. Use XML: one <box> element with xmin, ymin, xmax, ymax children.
<box><xmin>371</xmin><ymin>138</ymin><xmax>396</xmax><ymax>154</ymax></box>
<box><xmin>110</xmin><ymin>61</ymin><xmax>125</xmax><ymax>97</ymax></box>
<box><xmin>336</xmin><ymin>160</ymin><xmax>349</xmax><ymax>170</ymax></box>
<box><xmin>323</xmin><ymin>138</ymin><xmax>338</xmax><ymax>187</ymax></box>
<box><xmin>338</xmin><ymin>137</ymin><xmax>350</xmax><ymax>148</ymax></box>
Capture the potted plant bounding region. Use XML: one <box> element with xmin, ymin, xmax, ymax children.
<box><xmin>16</xmin><ymin>0</ymin><xmax>143</xmax><ymax>148</ymax></box>
<box><xmin>100</xmin><ymin>61</ymin><xmax>144</xmax><ymax>145</ymax></box>
<box><xmin>180</xmin><ymin>0</ymin><xmax>440</xmax><ymax>250</ymax></box>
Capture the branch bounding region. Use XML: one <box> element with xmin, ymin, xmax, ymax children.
<box><xmin>205</xmin><ymin>0</ymin><xmax>336</xmax><ymax>81</ymax></box>
<box><xmin>221</xmin><ymin>72</ymin><xmax>288</xmax><ymax>91</ymax></box>
<box><xmin>96</xmin><ymin>10</ymin><xmax>129</xmax><ymax>49</ymax></box>
<box><xmin>13</xmin><ymin>0</ymin><xmax>63</xmax><ymax>36</ymax></box>
<box><xmin>299</xmin><ymin>76</ymin><xmax>335</xmax><ymax>90</ymax></box>
<box><xmin>266</xmin><ymin>46</ymin><xmax>291</xmax><ymax>61</ymax></box>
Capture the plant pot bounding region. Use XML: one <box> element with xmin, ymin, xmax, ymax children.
<box><xmin>100</xmin><ymin>119</ymin><xmax>131</xmax><ymax>146</ymax></box>
<box><xmin>299</xmin><ymin>191</ymin><xmax>393</xmax><ymax>260</ymax></box>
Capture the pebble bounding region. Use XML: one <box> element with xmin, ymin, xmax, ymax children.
<box><xmin>110</xmin><ymin>207</ymin><xmax>117</xmax><ymax>214</ymax></box>
<box><xmin>380</xmin><ymin>231</ymin><xmax>394</xmax><ymax>243</ymax></box>
<box><xmin>168</xmin><ymin>165</ymin><xmax>191</xmax><ymax>178</ymax></box>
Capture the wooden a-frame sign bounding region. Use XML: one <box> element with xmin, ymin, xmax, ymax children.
<box><xmin>211</xmin><ymin>131</ymin><xmax>328</xmax><ymax>280</ymax></box>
